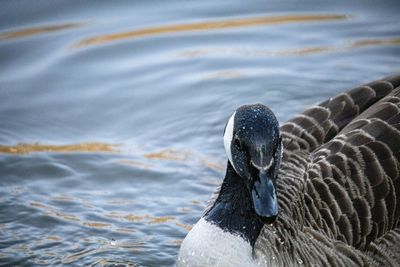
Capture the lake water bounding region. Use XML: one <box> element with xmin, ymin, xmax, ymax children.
<box><xmin>1</xmin><ymin>0</ymin><xmax>400</xmax><ymax>266</ymax></box>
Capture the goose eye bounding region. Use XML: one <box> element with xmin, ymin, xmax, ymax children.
<box><xmin>234</xmin><ymin>136</ymin><xmax>242</xmax><ymax>149</ymax></box>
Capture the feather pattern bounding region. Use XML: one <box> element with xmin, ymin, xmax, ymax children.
<box><xmin>254</xmin><ymin>74</ymin><xmax>400</xmax><ymax>266</ymax></box>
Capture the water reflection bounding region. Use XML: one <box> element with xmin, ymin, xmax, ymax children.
<box><xmin>350</xmin><ymin>38</ymin><xmax>400</xmax><ymax>48</ymax></box>
<box><xmin>144</xmin><ymin>149</ymin><xmax>190</xmax><ymax>161</ymax></box>
<box><xmin>105</xmin><ymin>211</ymin><xmax>191</xmax><ymax>230</ymax></box>
<box><xmin>0</xmin><ymin>142</ymin><xmax>118</xmax><ymax>154</ymax></box>
<box><xmin>0</xmin><ymin>23</ymin><xmax>83</xmax><ymax>41</ymax></box>
<box><xmin>179</xmin><ymin>37</ymin><xmax>400</xmax><ymax>58</ymax></box>
<box><xmin>30</xmin><ymin>201</ymin><xmax>81</xmax><ymax>222</ymax></box>
<box><xmin>74</xmin><ymin>14</ymin><xmax>348</xmax><ymax>48</ymax></box>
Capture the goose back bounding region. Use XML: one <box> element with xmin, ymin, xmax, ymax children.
<box><xmin>255</xmin><ymin>75</ymin><xmax>400</xmax><ymax>266</ymax></box>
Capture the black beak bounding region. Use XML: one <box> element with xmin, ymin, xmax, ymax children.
<box><xmin>250</xmin><ymin>169</ymin><xmax>278</xmax><ymax>224</ymax></box>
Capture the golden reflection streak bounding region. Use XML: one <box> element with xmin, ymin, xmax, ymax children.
<box><xmin>176</xmin><ymin>222</ymin><xmax>192</xmax><ymax>231</ymax></box>
<box><xmin>148</xmin><ymin>216</ymin><xmax>174</xmax><ymax>224</ymax></box>
<box><xmin>0</xmin><ymin>23</ymin><xmax>83</xmax><ymax>41</ymax></box>
<box><xmin>107</xmin><ymin>212</ymin><xmax>174</xmax><ymax>224</ymax></box>
<box><xmin>277</xmin><ymin>38</ymin><xmax>400</xmax><ymax>55</ymax></box>
<box><xmin>191</xmin><ymin>200</ymin><xmax>201</xmax><ymax>205</ymax></box>
<box><xmin>143</xmin><ymin>149</ymin><xmax>225</xmax><ymax>172</ymax></box>
<box><xmin>350</xmin><ymin>38</ymin><xmax>400</xmax><ymax>47</ymax></box>
<box><xmin>51</xmin><ymin>195</ymin><xmax>75</xmax><ymax>202</ymax></box>
<box><xmin>105</xmin><ymin>211</ymin><xmax>193</xmax><ymax>232</ymax></box>
<box><xmin>74</xmin><ymin>14</ymin><xmax>348</xmax><ymax>48</ymax></box>
<box><xmin>144</xmin><ymin>149</ymin><xmax>190</xmax><ymax>161</ymax></box>
<box><xmin>1</xmin><ymin>142</ymin><xmax>223</xmax><ymax>172</ymax></box>
<box><xmin>123</xmin><ymin>214</ymin><xmax>148</xmax><ymax>222</ymax></box>
<box><xmin>83</xmin><ymin>222</ymin><xmax>111</xmax><ymax>228</ymax></box>
<box><xmin>201</xmin><ymin>158</ymin><xmax>225</xmax><ymax>172</ymax></box>
<box><xmin>30</xmin><ymin>201</ymin><xmax>80</xmax><ymax>222</ymax></box>
<box><xmin>30</xmin><ymin>201</ymin><xmax>148</xmax><ymax>233</ymax></box>
<box><xmin>277</xmin><ymin>46</ymin><xmax>338</xmax><ymax>56</ymax></box>
<box><xmin>0</xmin><ymin>142</ymin><xmax>118</xmax><ymax>154</ymax></box>
<box><xmin>281</xmin><ymin>38</ymin><xmax>400</xmax><ymax>55</ymax></box>
<box><xmin>46</xmin><ymin>236</ymin><xmax>61</xmax><ymax>241</ymax></box>
<box><xmin>116</xmin><ymin>159</ymin><xmax>154</xmax><ymax>169</ymax></box>
<box><xmin>179</xmin><ymin>37</ymin><xmax>400</xmax><ymax>60</ymax></box>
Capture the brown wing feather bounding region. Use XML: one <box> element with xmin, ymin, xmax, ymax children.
<box><xmin>281</xmin><ymin>74</ymin><xmax>400</xmax><ymax>153</ymax></box>
<box><xmin>304</xmin><ymin>86</ymin><xmax>400</xmax><ymax>249</ymax></box>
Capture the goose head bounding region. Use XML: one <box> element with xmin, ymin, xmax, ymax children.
<box><xmin>178</xmin><ymin>104</ymin><xmax>283</xmax><ymax>266</ymax></box>
<box><xmin>223</xmin><ymin>104</ymin><xmax>282</xmax><ymax>224</ymax></box>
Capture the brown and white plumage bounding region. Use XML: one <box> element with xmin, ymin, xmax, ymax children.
<box><xmin>178</xmin><ymin>75</ymin><xmax>400</xmax><ymax>267</ymax></box>
<box><xmin>256</xmin><ymin>74</ymin><xmax>400</xmax><ymax>266</ymax></box>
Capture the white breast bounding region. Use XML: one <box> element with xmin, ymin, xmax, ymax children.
<box><xmin>177</xmin><ymin>218</ymin><xmax>256</xmax><ymax>267</ymax></box>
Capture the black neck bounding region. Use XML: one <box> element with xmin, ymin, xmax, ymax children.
<box><xmin>204</xmin><ymin>162</ymin><xmax>264</xmax><ymax>247</ymax></box>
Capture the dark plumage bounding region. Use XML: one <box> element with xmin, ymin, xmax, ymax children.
<box><xmin>256</xmin><ymin>74</ymin><xmax>400</xmax><ymax>265</ymax></box>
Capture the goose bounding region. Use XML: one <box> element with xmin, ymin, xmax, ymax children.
<box><xmin>177</xmin><ymin>74</ymin><xmax>400</xmax><ymax>267</ymax></box>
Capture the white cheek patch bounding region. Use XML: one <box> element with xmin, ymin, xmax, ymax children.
<box><xmin>224</xmin><ymin>111</ymin><xmax>236</xmax><ymax>170</ymax></box>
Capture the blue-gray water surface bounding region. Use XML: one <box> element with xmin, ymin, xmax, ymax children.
<box><xmin>1</xmin><ymin>0</ymin><xmax>400</xmax><ymax>266</ymax></box>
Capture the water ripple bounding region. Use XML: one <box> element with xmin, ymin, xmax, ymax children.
<box><xmin>0</xmin><ymin>23</ymin><xmax>84</xmax><ymax>41</ymax></box>
<box><xmin>0</xmin><ymin>142</ymin><xmax>119</xmax><ymax>154</ymax></box>
<box><xmin>178</xmin><ymin>37</ymin><xmax>400</xmax><ymax>59</ymax></box>
<box><xmin>74</xmin><ymin>14</ymin><xmax>349</xmax><ymax>48</ymax></box>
